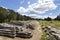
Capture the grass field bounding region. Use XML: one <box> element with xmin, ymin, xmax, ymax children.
<box><xmin>39</xmin><ymin>20</ymin><xmax>60</xmax><ymax>29</ymax></box>
<box><xmin>39</xmin><ymin>20</ymin><xmax>60</xmax><ymax>40</ymax></box>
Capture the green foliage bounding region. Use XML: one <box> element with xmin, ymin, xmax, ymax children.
<box><xmin>39</xmin><ymin>20</ymin><xmax>60</xmax><ymax>29</ymax></box>
<box><xmin>39</xmin><ymin>20</ymin><xmax>60</xmax><ymax>40</ymax></box>
<box><xmin>41</xmin><ymin>29</ymin><xmax>47</xmax><ymax>40</ymax></box>
<box><xmin>54</xmin><ymin>14</ymin><xmax>60</xmax><ymax>21</ymax></box>
<box><xmin>7</xmin><ymin>9</ymin><xmax>17</xmax><ymax>22</ymax></box>
<box><xmin>44</xmin><ymin>17</ymin><xmax>52</xmax><ymax>21</ymax></box>
<box><xmin>0</xmin><ymin>7</ymin><xmax>8</xmax><ymax>22</ymax></box>
<box><xmin>0</xmin><ymin>7</ymin><xmax>34</xmax><ymax>23</ymax></box>
<box><xmin>0</xmin><ymin>6</ymin><xmax>60</xmax><ymax>23</ymax></box>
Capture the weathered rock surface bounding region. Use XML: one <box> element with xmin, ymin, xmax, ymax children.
<box><xmin>42</xmin><ymin>26</ymin><xmax>60</xmax><ymax>40</ymax></box>
<box><xmin>0</xmin><ymin>20</ymin><xmax>42</xmax><ymax>40</ymax></box>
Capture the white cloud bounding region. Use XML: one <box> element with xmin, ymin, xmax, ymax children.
<box><xmin>36</xmin><ymin>15</ymin><xmax>49</xmax><ymax>19</ymax></box>
<box><xmin>27</xmin><ymin>14</ymin><xmax>37</xmax><ymax>16</ymax></box>
<box><xmin>32</xmin><ymin>15</ymin><xmax>56</xmax><ymax>19</ymax></box>
<box><xmin>17</xmin><ymin>0</ymin><xmax>57</xmax><ymax>14</ymax></box>
<box><xmin>21</xmin><ymin>13</ymin><xmax>37</xmax><ymax>17</ymax></box>
<box><xmin>17</xmin><ymin>7</ymin><xmax>28</xmax><ymax>13</ymax></box>
<box><xmin>17</xmin><ymin>0</ymin><xmax>57</xmax><ymax>18</ymax></box>
<box><xmin>1</xmin><ymin>6</ymin><xmax>7</xmax><ymax>9</ymax></box>
<box><xmin>28</xmin><ymin>1</ymin><xmax>30</xmax><ymax>5</ymax></box>
<box><xmin>49</xmin><ymin>16</ymin><xmax>57</xmax><ymax>19</ymax></box>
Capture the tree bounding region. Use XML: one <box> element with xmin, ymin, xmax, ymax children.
<box><xmin>0</xmin><ymin>6</ymin><xmax>35</xmax><ymax>23</ymax></box>
<box><xmin>44</xmin><ymin>17</ymin><xmax>52</xmax><ymax>21</ymax></box>
<box><xmin>0</xmin><ymin>7</ymin><xmax>8</xmax><ymax>22</ymax></box>
<box><xmin>54</xmin><ymin>14</ymin><xmax>60</xmax><ymax>21</ymax></box>
<box><xmin>7</xmin><ymin>9</ymin><xmax>17</xmax><ymax>22</ymax></box>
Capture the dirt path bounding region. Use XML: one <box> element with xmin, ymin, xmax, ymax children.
<box><xmin>0</xmin><ymin>21</ymin><xmax>42</xmax><ymax>40</ymax></box>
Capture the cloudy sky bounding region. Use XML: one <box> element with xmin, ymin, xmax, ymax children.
<box><xmin>0</xmin><ymin>0</ymin><xmax>60</xmax><ymax>19</ymax></box>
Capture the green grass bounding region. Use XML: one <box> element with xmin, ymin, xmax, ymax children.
<box><xmin>41</xmin><ymin>29</ymin><xmax>47</xmax><ymax>40</ymax></box>
<box><xmin>39</xmin><ymin>20</ymin><xmax>60</xmax><ymax>29</ymax></box>
<box><xmin>39</xmin><ymin>20</ymin><xmax>60</xmax><ymax>40</ymax></box>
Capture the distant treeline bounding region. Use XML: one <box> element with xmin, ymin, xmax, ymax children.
<box><xmin>0</xmin><ymin>7</ymin><xmax>35</xmax><ymax>23</ymax></box>
<box><xmin>42</xmin><ymin>14</ymin><xmax>60</xmax><ymax>21</ymax></box>
<box><xmin>0</xmin><ymin>7</ymin><xmax>60</xmax><ymax>23</ymax></box>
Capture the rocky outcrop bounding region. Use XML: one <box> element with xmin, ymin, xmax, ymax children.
<box><xmin>0</xmin><ymin>23</ymin><xmax>16</xmax><ymax>38</ymax></box>
<box><xmin>42</xmin><ymin>26</ymin><xmax>60</xmax><ymax>40</ymax></box>
<box><xmin>0</xmin><ymin>22</ymin><xmax>34</xmax><ymax>38</ymax></box>
<box><xmin>0</xmin><ymin>21</ymin><xmax>42</xmax><ymax>40</ymax></box>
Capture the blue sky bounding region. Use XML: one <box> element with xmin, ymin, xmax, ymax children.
<box><xmin>0</xmin><ymin>0</ymin><xmax>60</xmax><ymax>19</ymax></box>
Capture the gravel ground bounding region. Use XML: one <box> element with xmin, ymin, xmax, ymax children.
<box><xmin>0</xmin><ymin>20</ymin><xmax>42</xmax><ymax>40</ymax></box>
